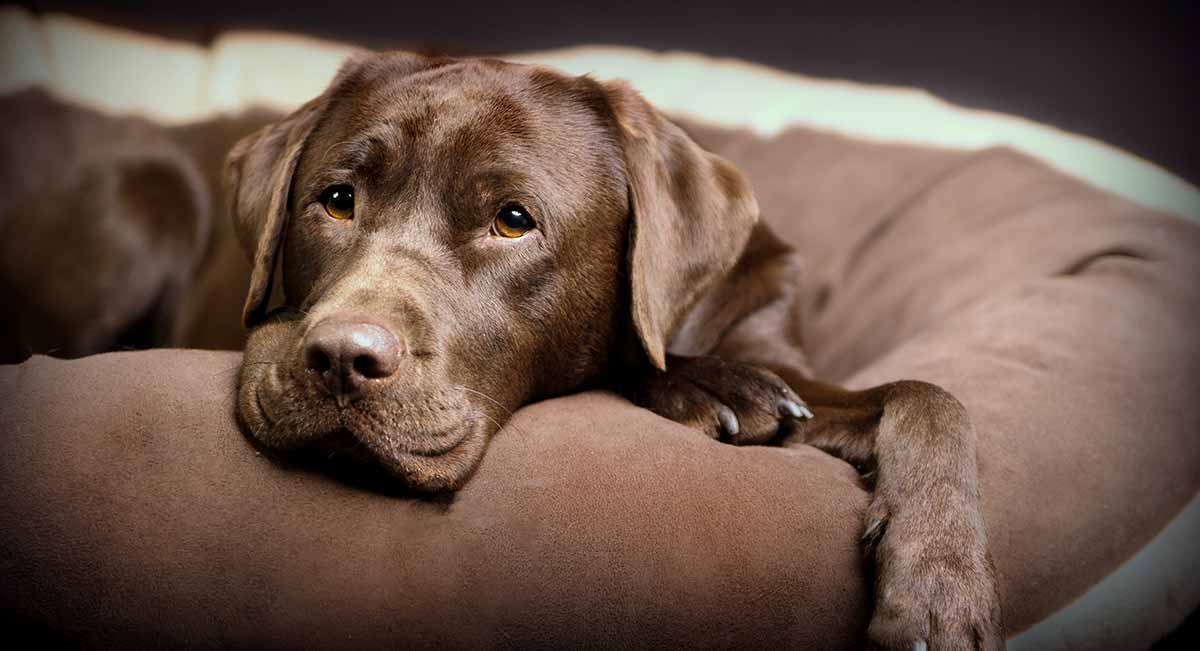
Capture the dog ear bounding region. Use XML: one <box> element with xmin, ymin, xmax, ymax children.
<box><xmin>603</xmin><ymin>81</ymin><xmax>760</xmax><ymax>370</ymax></box>
<box><xmin>225</xmin><ymin>92</ymin><xmax>325</xmax><ymax>327</ymax></box>
<box><xmin>226</xmin><ymin>51</ymin><xmax>425</xmax><ymax>327</ymax></box>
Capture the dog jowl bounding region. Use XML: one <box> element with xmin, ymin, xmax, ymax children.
<box><xmin>231</xmin><ymin>52</ymin><xmax>1004</xmax><ymax>650</ymax></box>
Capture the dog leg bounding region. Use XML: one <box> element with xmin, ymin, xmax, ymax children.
<box><xmin>793</xmin><ymin>378</ymin><xmax>1003</xmax><ymax>651</ymax></box>
<box><xmin>631</xmin><ymin>351</ymin><xmax>1005</xmax><ymax>650</ymax></box>
<box><xmin>707</xmin><ymin>298</ymin><xmax>1005</xmax><ymax>650</ymax></box>
<box><xmin>627</xmin><ymin>280</ymin><xmax>1004</xmax><ymax>649</ymax></box>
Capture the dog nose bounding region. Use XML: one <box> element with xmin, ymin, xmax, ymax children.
<box><xmin>303</xmin><ymin>319</ymin><xmax>401</xmax><ymax>401</ymax></box>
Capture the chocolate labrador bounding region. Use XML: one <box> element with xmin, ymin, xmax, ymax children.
<box><xmin>231</xmin><ymin>52</ymin><xmax>1003</xmax><ymax>650</ymax></box>
<box><xmin>0</xmin><ymin>89</ymin><xmax>211</xmax><ymax>362</ymax></box>
<box><xmin>0</xmin><ymin>89</ymin><xmax>277</xmax><ymax>361</ymax></box>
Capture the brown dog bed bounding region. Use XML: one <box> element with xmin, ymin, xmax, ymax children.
<box><xmin>3</xmin><ymin>119</ymin><xmax>1198</xmax><ymax>648</ymax></box>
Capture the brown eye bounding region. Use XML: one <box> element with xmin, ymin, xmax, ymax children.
<box><xmin>493</xmin><ymin>203</ymin><xmax>534</xmax><ymax>238</ymax></box>
<box><xmin>320</xmin><ymin>185</ymin><xmax>354</xmax><ymax>220</ymax></box>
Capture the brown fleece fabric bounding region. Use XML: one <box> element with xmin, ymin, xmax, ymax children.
<box><xmin>2</xmin><ymin>124</ymin><xmax>1199</xmax><ymax>648</ymax></box>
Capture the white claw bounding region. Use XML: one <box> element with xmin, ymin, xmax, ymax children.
<box><xmin>912</xmin><ymin>641</ymin><xmax>928</xmax><ymax>651</ymax></box>
<box><xmin>717</xmin><ymin>406</ymin><xmax>739</xmax><ymax>436</ymax></box>
<box><xmin>780</xmin><ymin>399</ymin><xmax>814</xmax><ymax>420</ymax></box>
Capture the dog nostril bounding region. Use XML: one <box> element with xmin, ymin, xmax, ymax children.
<box><xmin>352</xmin><ymin>353</ymin><xmax>389</xmax><ymax>379</ymax></box>
<box><xmin>305</xmin><ymin>347</ymin><xmax>332</xmax><ymax>373</ymax></box>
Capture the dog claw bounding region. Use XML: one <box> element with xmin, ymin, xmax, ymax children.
<box><xmin>912</xmin><ymin>641</ymin><xmax>928</xmax><ymax>651</ymax></box>
<box><xmin>780</xmin><ymin>399</ymin><xmax>814</xmax><ymax>420</ymax></box>
<box><xmin>862</xmin><ymin>517</ymin><xmax>886</xmax><ymax>546</ymax></box>
<box><xmin>717</xmin><ymin>405</ymin><xmax>739</xmax><ymax>436</ymax></box>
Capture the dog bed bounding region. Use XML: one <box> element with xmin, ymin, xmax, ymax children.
<box><xmin>2</xmin><ymin>10</ymin><xmax>1198</xmax><ymax>649</ymax></box>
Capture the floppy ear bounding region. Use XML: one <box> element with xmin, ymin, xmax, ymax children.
<box><xmin>226</xmin><ymin>51</ymin><xmax>403</xmax><ymax>327</ymax></box>
<box><xmin>603</xmin><ymin>81</ymin><xmax>760</xmax><ymax>370</ymax></box>
<box><xmin>225</xmin><ymin>91</ymin><xmax>328</xmax><ymax>328</ymax></box>
<box><xmin>226</xmin><ymin>52</ymin><xmax>445</xmax><ymax>327</ymax></box>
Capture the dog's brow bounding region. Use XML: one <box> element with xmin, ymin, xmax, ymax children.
<box><xmin>319</xmin><ymin>124</ymin><xmax>404</xmax><ymax>174</ymax></box>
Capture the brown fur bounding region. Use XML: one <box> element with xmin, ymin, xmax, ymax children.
<box><xmin>227</xmin><ymin>53</ymin><xmax>1004</xmax><ymax>649</ymax></box>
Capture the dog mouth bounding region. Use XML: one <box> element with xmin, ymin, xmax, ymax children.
<box><xmin>306</xmin><ymin>425</ymin><xmax>469</xmax><ymax>466</ymax></box>
<box><xmin>242</xmin><ymin>364</ymin><xmax>496</xmax><ymax>492</ymax></box>
<box><xmin>253</xmin><ymin>382</ymin><xmax>470</xmax><ymax>457</ymax></box>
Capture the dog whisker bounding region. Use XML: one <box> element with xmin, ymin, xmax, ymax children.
<box><xmin>470</xmin><ymin>411</ymin><xmax>508</xmax><ymax>437</ymax></box>
<box><xmin>458</xmin><ymin>386</ymin><xmax>536</xmax><ymax>440</ymax></box>
<box><xmin>459</xmin><ymin>386</ymin><xmax>513</xmax><ymax>418</ymax></box>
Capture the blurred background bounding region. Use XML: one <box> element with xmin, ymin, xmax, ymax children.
<box><xmin>21</xmin><ymin>0</ymin><xmax>1200</xmax><ymax>184</ymax></box>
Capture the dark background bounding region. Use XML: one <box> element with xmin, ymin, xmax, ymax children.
<box><xmin>21</xmin><ymin>1</ymin><xmax>1200</xmax><ymax>183</ymax></box>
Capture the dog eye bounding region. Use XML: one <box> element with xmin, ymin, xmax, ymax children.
<box><xmin>319</xmin><ymin>185</ymin><xmax>354</xmax><ymax>221</ymax></box>
<box><xmin>493</xmin><ymin>203</ymin><xmax>535</xmax><ymax>238</ymax></box>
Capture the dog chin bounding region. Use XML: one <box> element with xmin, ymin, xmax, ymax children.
<box><xmin>322</xmin><ymin>418</ymin><xmax>493</xmax><ymax>492</ymax></box>
<box><xmin>380</xmin><ymin>423</ymin><xmax>492</xmax><ymax>492</ymax></box>
<box><xmin>239</xmin><ymin>380</ymin><xmax>493</xmax><ymax>493</ymax></box>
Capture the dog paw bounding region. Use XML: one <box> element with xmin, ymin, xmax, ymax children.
<box><xmin>627</xmin><ymin>354</ymin><xmax>812</xmax><ymax>444</ymax></box>
<box><xmin>864</xmin><ymin>500</ymin><xmax>1005</xmax><ymax>651</ymax></box>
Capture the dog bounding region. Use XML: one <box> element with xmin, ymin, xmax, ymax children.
<box><xmin>0</xmin><ymin>89</ymin><xmax>211</xmax><ymax>362</ymax></box>
<box><xmin>231</xmin><ymin>52</ymin><xmax>1004</xmax><ymax>650</ymax></box>
<box><xmin>0</xmin><ymin>89</ymin><xmax>278</xmax><ymax>361</ymax></box>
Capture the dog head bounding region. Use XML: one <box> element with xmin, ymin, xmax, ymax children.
<box><xmin>230</xmin><ymin>52</ymin><xmax>758</xmax><ymax>491</ymax></box>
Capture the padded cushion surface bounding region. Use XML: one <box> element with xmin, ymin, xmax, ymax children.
<box><xmin>689</xmin><ymin>124</ymin><xmax>1200</xmax><ymax>631</ymax></box>
<box><xmin>2</xmin><ymin>123</ymin><xmax>1199</xmax><ymax>648</ymax></box>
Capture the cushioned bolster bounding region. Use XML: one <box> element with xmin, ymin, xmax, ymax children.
<box><xmin>0</xmin><ymin>350</ymin><xmax>873</xmax><ymax>649</ymax></box>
